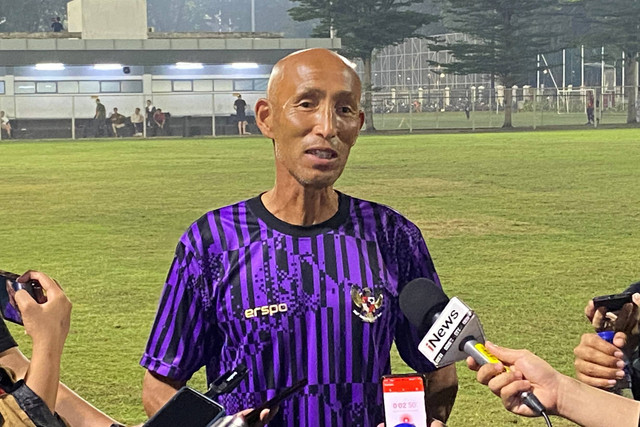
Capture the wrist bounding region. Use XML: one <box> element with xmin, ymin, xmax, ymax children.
<box><xmin>553</xmin><ymin>373</ymin><xmax>574</xmax><ymax>417</ymax></box>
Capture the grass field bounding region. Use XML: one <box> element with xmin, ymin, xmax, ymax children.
<box><xmin>1</xmin><ymin>129</ymin><xmax>639</xmax><ymax>426</ymax></box>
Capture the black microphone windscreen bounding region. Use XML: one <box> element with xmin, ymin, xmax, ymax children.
<box><xmin>399</xmin><ymin>278</ymin><xmax>450</xmax><ymax>335</ymax></box>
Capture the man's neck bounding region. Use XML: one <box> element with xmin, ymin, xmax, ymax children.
<box><xmin>261</xmin><ymin>186</ymin><xmax>339</xmax><ymax>226</ymax></box>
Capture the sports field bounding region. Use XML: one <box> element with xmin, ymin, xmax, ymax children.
<box><xmin>1</xmin><ymin>129</ymin><xmax>639</xmax><ymax>426</ymax></box>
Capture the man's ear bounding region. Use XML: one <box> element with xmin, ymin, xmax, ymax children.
<box><xmin>358</xmin><ymin>110</ymin><xmax>365</xmax><ymax>130</ymax></box>
<box><xmin>255</xmin><ymin>98</ymin><xmax>275</xmax><ymax>139</ymax></box>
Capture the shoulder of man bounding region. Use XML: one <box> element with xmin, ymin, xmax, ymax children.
<box><xmin>181</xmin><ymin>198</ymin><xmax>255</xmax><ymax>252</ymax></box>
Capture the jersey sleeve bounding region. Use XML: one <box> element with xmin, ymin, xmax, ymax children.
<box><xmin>140</xmin><ymin>233</ymin><xmax>215</xmax><ymax>382</ymax></box>
<box><xmin>394</xmin><ymin>220</ymin><xmax>441</xmax><ymax>373</ymax></box>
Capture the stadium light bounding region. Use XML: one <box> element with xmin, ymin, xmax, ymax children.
<box><xmin>94</xmin><ymin>64</ymin><xmax>122</xmax><ymax>70</ymax></box>
<box><xmin>35</xmin><ymin>63</ymin><xmax>65</xmax><ymax>71</ymax></box>
<box><xmin>230</xmin><ymin>62</ymin><xmax>259</xmax><ymax>69</ymax></box>
<box><xmin>175</xmin><ymin>62</ymin><xmax>203</xmax><ymax>70</ymax></box>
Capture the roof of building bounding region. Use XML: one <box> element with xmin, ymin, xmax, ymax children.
<box><xmin>0</xmin><ymin>32</ymin><xmax>341</xmax><ymax>66</ymax></box>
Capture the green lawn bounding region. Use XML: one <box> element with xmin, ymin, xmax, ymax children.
<box><xmin>1</xmin><ymin>129</ymin><xmax>639</xmax><ymax>426</ymax></box>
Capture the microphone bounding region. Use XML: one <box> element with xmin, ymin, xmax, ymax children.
<box><xmin>399</xmin><ymin>278</ymin><xmax>547</xmax><ymax>416</ymax></box>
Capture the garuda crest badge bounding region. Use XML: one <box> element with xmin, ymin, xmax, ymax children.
<box><xmin>351</xmin><ymin>286</ymin><xmax>384</xmax><ymax>323</ymax></box>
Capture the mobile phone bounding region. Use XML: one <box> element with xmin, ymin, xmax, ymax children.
<box><xmin>0</xmin><ymin>270</ymin><xmax>47</xmax><ymax>325</ymax></box>
<box><xmin>382</xmin><ymin>373</ymin><xmax>429</xmax><ymax>427</ymax></box>
<box><xmin>243</xmin><ymin>379</ymin><xmax>307</xmax><ymax>425</ymax></box>
<box><xmin>592</xmin><ymin>293</ymin><xmax>633</xmax><ymax>312</ymax></box>
<box><xmin>143</xmin><ymin>386</ymin><xmax>225</xmax><ymax>427</ymax></box>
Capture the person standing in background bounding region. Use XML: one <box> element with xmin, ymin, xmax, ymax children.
<box><xmin>234</xmin><ymin>94</ymin><xmax>247</xmax><ymax>135</ymax></box>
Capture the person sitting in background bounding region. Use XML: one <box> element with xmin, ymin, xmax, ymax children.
<box><xmin>468</xmin><ymin>341</ymin><xmax>640</xmax><ymax>427</ymax></box>
<box><xmin>110</xmin><ymin>108</ymin><xmax>127</xmax><ymax>137</ymax></box>
<box><xmin>130</xmin><ymin>108</ymin><xmax>144</xmax><ymax>136</ymax></box>
<box><xmin>1</xmin><ymin>111</ymin><xmax>12</xmax><ymax>138</ymax></box>
<box><xmin>153</xmin><ymin>108</ymin><xmax>166</xmax><ymax>134</ymax></box>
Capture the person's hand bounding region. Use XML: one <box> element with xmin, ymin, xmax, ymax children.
<box><xmin>573</xmin><ymin>332</ymin><xmax>627</xmax><ymax>389</ymax></box>
<box><xmin>376</xmin><ymin>421</ymin><xmax>446</xmax><ymax>427</ymax></box>
<box><xmin>466</xmin><ymin>342</ymin><xmax>562</xmax><ymax>417</ymax></box>
<box><xmin>15</xmin><ymin>271</ymin><xmax>72</xmax><ymax>352</ymax></box>
<box><xmin>586</xmin><ymin>293</ymin><xmax>640</xmax><ymax>336</ymax></box>
<box><xmin>575</xmin><ymin>293</ymin><xmax>640</xmax><ymax>389</ymax></box>
<box><xmin>236</xmin><ymin>407</ymin><xmax>278</xmax><ymax>427</ymax></box>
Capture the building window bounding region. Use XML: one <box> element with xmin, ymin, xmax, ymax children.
<box><xmin>172</xmin><ymin>80</ymin><xmax>193</xmax><ymax>92</ymax></box>
<box><xmin>79</xmin><ymin>81</ymin><xmax>100</xmax><ymax>93</ymax></box>
<box><xmin>15</xmin><ymin>82</ymin><xmax>36</xmax><ymax>94</ymax></box>
<box><xmin>233</xmin><ymin>80</ymin><xmax>253</xmax><ymax>91</ymax></box>
<box><xmin>36</xmin><ymin>82</ymin><xmax>57</xmax><ymax>93</ymax></box>
<box><xmin>100</xmin><ymin>81</ymin><xmax>121</xmax><ymax>93</ymax></box>
<box><xmin>0</xmin><ymin>81</ymin><xmax>4</xmax><ymax>94</ymax></box>
<box><xmin>121</xmin><ymin>80</ymin><xmax>143</xmax><ymax>93</ymax></box>
<box><xmin>193</xmin><ymin>80</ymin><xmax>213</xmax><ymax>92</ymax></box>
<box><xmin>58</xmin><ymin>81</ymin><xmax>79</xmax><ymax>94</ymax></box>
<box><xmin>254</xmin><ymin>79</ymin><xmax>268</xmax><ymax>91</ymax></box>
<box><xmin>152</xmin><ymin>80</ymin><xmax>172</xmax><ymax>93</ymax></box>
<box><xmin>213</xmin><ymin>80</ymin><xmax>233</xmax><ymax>91</ymax></box>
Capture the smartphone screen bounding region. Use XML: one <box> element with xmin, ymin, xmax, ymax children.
<box><xmin>143</xmin><ymin>387</ymin><xmax>225</xmax><ymax>427</ymax></box>
<box><xmin>382</xmin><ymin>374</ymin><xmax>428</xmax><ymax>427</ymax></box>
<box><xmin>0</xmin><ymin>272</ymin><xmax>25</xmax><ymax>325</ymax></box>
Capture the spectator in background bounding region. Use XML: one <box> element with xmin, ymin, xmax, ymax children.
<box><xmin>51</xmin><ymin>17</ymin><xmax>64</xmax><ymax>32</ymax></box>
<box><xmin>110</xmin><ymin>108</ymin><xmax>126</xmax><ymax>137</ymax></box>
<box><xmin>145</xmin><ymin>100</ymin><xmax>156</xmax><ymax>132</ymax></box>
<box><xmin>93</xmin><ymin>99</ymin><xmax>107</xmax><ymax>137</ymax></box>
<box><xmin>234</xmin><ymin>94</ymin><xmax>247</xmax><ymax>135</ymax></box>
<box><xmin>153</xmin><ymin>108</ymin><xmax>166</xmax><ymax>135</ymax></box>
<box><xmin>586</xmin><ymin>92</ymin><xmax>595</xmax><ymax>125</ymax></box>
<box><xmin>0</xmin><ymin>111</ymin><xmax>12</xmax><ymax>138</ymax></box>
<box><xmin>130</xmin><ymin>108</ymin><xmax>144</xmax><ymax>136</ymax></box>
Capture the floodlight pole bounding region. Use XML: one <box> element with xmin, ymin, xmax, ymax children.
<box><xmin>251</xmin><ymin>0</ymin><xmax>255</xmax><ymax>32</ymax></box>
<box><xmin>581</xmin><ymin>45</ymin><xmax>585</xmax><ymax>87</ymax></box>
<box><xmin>562</xmin><ymin>49</ymin><xmax>566</xmax><ymax>89</ymax></box>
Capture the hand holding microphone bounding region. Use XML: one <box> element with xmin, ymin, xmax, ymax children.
<box><xmin>466</xmin><ymin>342</ymin><xmax>562</xmax><ymax>418</ymax></box>
<box><xmin>398</xmin><ymin>278</ymin><xmax>548</xmax><ymax>421</ymax></box>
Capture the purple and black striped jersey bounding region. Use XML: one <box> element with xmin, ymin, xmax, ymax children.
<box><xmin>141</xmin><ymin>192</ymin><xmax>442</xmax><ymax>426</ymax></box>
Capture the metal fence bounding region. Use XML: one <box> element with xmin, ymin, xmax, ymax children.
<box><xmin>0</xmin><ymin>91</ymin><xmax>264</xmax><ymax>140</ymax></box>
<box><xmin>369</xmin><ymin>86</ymin><xmax>639</xmax><ymax>131</ymax></box>
<box><xmin>1</xmin><ymin>86</ymin><xmax>638</xmax><ymax>140</ymax></box>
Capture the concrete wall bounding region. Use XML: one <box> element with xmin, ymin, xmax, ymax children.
<box><xmin>67</xmin><ymin>0</ymin><xmax>148</xmax><ymax>40</ymax></box>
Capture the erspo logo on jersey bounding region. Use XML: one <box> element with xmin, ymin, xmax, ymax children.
<box><xmin>244</xmin><ymin>303</ymin><xmax>288</xmax><ymax>319</ymax></box>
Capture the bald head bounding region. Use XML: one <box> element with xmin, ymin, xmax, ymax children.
<box><xmin>267</xmin><ymin>49</ymin><xmax>361</xmax><ymax>103</ymax></box>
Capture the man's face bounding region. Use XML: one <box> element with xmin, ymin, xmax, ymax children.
<box><xmin>261</xmin><ymin>53</ymin><xmax>364</xmax><ymax>189</ymax></box>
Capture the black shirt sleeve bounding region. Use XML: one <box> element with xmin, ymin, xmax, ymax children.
<box><xmin>0</xmin><ymin>318</ymin><xmax>18</xmax><ymax>353</ymax></box>
<box><xmin>622</xmin><ymin>280</ymin><xmax>640</xmax><ymax>401</ymax></box>
<box><xmin>625</xmin><ymin>281</ymin><xmax>640</xmax><ymax>295</ymax></box>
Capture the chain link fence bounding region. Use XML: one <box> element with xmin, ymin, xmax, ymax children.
<box><xmin>368</xmin><ymin>86</ymin><xmax>639</xmax><ymax>131</ymax></box>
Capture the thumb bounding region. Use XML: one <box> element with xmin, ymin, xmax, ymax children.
<box><xmin>485</xmin><ymin>342</ymin><xmax>524</xmax><ymax>365</ymax></box>
<box><xmin>14</xmin><ymin>289</ymin><xmax>36</xmax><ymax>313</ymax></box>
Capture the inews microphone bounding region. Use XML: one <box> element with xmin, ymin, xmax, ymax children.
<box><xmin>399</xmin><ymin>278</ymin><xmax>547</xmax><ymax>417</ymax></box>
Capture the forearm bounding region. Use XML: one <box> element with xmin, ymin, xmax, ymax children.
<box><xmin>56</xmin><ymin>382</ymin><xmax>118</xmax><ymax>427</ymax></box>
<box><xmin>424</xmin><ymin>364</ymin><xmax>458</xmax><ymax>421</ymax></box>
<box><xmin>26</xmin><ymin>342</ymin><xmax>63</xmax><ymax>412</ymax></box>
<box><xmin>142</xmin><ymin>370</ymin><xmax>182</xmax><ymax>416</ymax></box>
<box><xmin>557</xmin><ymin>375</ymin><xmax>640</xmax><ymax>427</ymax></box>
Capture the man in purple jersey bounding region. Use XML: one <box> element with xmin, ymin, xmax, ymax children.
<box><xmin>141</xmin><ymin>48</ymin><xmax>458</xmax><ymax>426</ymax></box>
